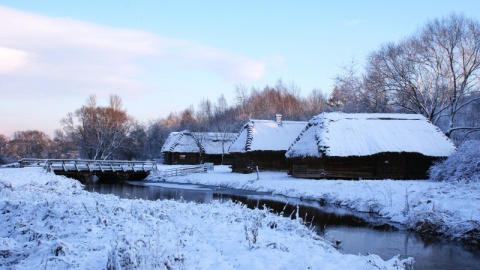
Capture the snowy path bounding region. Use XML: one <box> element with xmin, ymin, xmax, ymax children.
<box><xmin>0</xmin><ymin>168</ymin><xmax>412</xmax><ymax>269</ymax></box>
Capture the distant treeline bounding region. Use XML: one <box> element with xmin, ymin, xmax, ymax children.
<box><xmin>1</xmin><ymin>13</ymin><xmax>479</xmax><ymax>163</ymax></box>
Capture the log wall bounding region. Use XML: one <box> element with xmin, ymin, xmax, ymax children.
<box><xmin>289</xmin><ymin>153</ymin><xmax>442</xmax><ymax>180</ymax></box>
<box><xmin>231</xmin><ymin>151</ymin><xmax>290</xmax><ymax>173</ymax></box>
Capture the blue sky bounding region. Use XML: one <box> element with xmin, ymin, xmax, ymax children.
<box><xmin>1</xmin><ymin>1</ymin><xmax>479</xmax><ymax>137</ymax></box>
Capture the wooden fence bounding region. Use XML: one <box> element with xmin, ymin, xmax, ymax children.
<box><xmin>161</xmin><ymin>164</ymin><xmax>208</xmax><ymax>178</ymax></box>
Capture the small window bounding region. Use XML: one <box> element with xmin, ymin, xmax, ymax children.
<box><xmin>179</xmin><ymin>155</ymin><xmax>186</xmax><ymax>160</ymax></box>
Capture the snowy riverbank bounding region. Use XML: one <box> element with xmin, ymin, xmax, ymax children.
<box><xmin>0</xmin><ymin>168</ymin><xmax>413</xmax><ymax>269</ymax></box>
<box><xmin>151</xmin><ymin>165</ymin><xmax>480</xmax><ymax>244</ymax></box>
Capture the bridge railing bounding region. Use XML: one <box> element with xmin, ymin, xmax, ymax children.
<box><xmin>43</xmin><ymin>159</ymin><xmax>157</xmax><ymax>173</ymax></box>
<box><xmin>19</xmin><ymin>158</ymin><xmax>49</xmax><ymax>168</ymax></box>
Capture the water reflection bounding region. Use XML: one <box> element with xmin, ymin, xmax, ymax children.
<box><xmin>327</xmin><ymin>227</ymin><xmax>480</xmax><ymax>269</ymax></box>
<box><xmin>84</xmin><ymin>181</ymin><xmax>480</xmax><ymax>269</ymax></box>
<box><xmin>87</xmin><ymin>181</ymin><xmax>216</xmax><ymax>203</ymax></box>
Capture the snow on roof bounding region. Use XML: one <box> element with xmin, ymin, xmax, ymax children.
<box><xmin>286</xmin><ymin>112</ymin><xmax>456</xmax><ymax>158</ymax></box>
<box><xmin>195</xmin><ymin>132</ymin><xmax>237</xmax><ymax>154</ymax></box>
<box><xmin>161</xmin><ymin>131</ymin><xmax>201</xmax><ymax>153</ymax></box>
<box><xmin>161</xmin><ymin>132</ymin><xmax>183</xmax><ymax>152</ymax></box>
<box><xmin>229</xmin><ymin>119</ymin><xmax>307</xmax><ymax>153</ymax></box>
<box><xmin>161</xmin><ymin>131</ymin><xmax>236</xmax><ymax>154</ymax></box>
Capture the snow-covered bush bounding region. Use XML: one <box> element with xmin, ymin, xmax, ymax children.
<box><xmin>429</xmin><ymin>140</ymin><xmax>480</xmax><ymax>183</ymax></box>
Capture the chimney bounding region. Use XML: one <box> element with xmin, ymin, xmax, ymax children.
<box><xmin>275</xmin><ymin>114</ymin><xmax>282</xmax><ymax>126</ymax></box>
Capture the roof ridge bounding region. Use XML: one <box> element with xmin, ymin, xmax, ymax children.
<box><xmin>169</xmin><ymin>132</ymin><xmax>184</xmax><ymax>152</ymax></box>
<box><xmin>190</xmin><ymin>132</ymin><xmax>205</xmax><ymax>154</ymax></box>
<box><xmin>245</xmin><ymin>122</ymin><xmax>254</xmax><ymax>152</ymax></box>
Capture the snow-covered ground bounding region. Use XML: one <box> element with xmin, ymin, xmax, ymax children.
<box><xmin>152</xmin><ymin>165</ymin><xmax>480</xmax><ymax>244</ymax></box>
<box><xmin>0</xmin><ymin>168</ymin><xmax>413</xmax><ymax>269</ymax></box>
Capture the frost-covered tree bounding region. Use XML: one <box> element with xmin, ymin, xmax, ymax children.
<box><xmin>115</xmin><ymin>122</ymin><xmax>147</xmax><ymax>160</ymax></box>
<box><xmin>361</xmin><ymin>59</ymin><xmax>393</xmax><ymax>113</ymax></box>
<box><xmin>331</xmin><ymin>60</ymin><xmax>365</xmax><ymax>112</ymax></box>
<box><xmin>429</xmin><ymin>140</ymin><xmax>480</xmax><ymax>183</ymax></box>
<box><xmin>365</xmin><ymin>14</ymin><xmax>480</xmax><ymax>139</ymax></box>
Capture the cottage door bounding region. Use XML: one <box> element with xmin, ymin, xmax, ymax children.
<box><xmin>376</xmin><ymin>154</ymin><xmax>405</xmax><ymax>179</ymax></box>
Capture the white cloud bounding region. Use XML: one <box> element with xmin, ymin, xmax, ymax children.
<box><xmin>0</xmin><ymin>6</ymin><xmax>266</xmax><ymax>99</ymax></box>
<box><xmin>0</xmin><ymin>46</ymin><xmax>29</xmax><ymax>73</ymax></box>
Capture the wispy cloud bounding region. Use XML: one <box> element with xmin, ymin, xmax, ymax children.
<box><xmin>0</xmin><ymin>6</ymin><xmax>266</xmax><ymax>99</ymax></box>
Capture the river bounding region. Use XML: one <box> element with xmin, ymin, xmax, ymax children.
<box><xmin>84</xmin><ymin>180</ymin><xmax>480</xmax><ymax>269</ymax></box>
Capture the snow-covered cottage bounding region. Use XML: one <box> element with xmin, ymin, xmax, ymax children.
<box><xmin>228</xmin><ymin>115</ymin><xmax>307</xmax><ymax>173</ymax></box>
<box><xmin>161</xmin><ymin>131</ymin><xmax>237</xmax><ymax>165</ymax></box>
<box><xmin>285</xmin><ymin>113</ymin><xmax>456</xmax><ymax>179</ymax></box>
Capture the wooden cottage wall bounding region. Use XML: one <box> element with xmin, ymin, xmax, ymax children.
<box><xmin>253</xmin><ymin>151</ymin><xmax>290</xmax><ymax>171</ymax></box>
<box><xmin>165</xmin><ymin>152</ymin><xmax>234</xmax><ymax>165</ymax></box>
<box><xmin>231</xmin><ymin>153</ymin><xmax>252</xmax><ymax>173</ymax></box>
<box><xmin>203</xmin><ymin>154</ymin><xmax>234</xmax><ymax>165</ymax></box>
<box><xmin>163</xmin><ymin>152</ymin><xmax>174</xmax><ymax>165</ymax></box>
<box><xmin>232</xmin><ymin>151</ymin><xmax>289</xmax><ymax>173</ymax></box>
<box><xmin>170</xmin><ymin>153</ymin><xmax>201</xmax><ymax>165</ymax></box>
<box><xmin>221</xmin><ymin>154</ymin><xmax>234</xmax><ymax>165</ymax></box>
<box><xmin>202</xmin><ymin>154</ymin><xmax>220</xmax><ymax>165</ymax></box>
<box><xmin>289</xmin><ymin>153</ymin><xmax>440</xmax><ymax>180</ymax></box>
<box><xmin>403</xmin><ymin>153</ymin><xmax>440</xmax><ymax>179</ymax></box>
<box><xmin>289</xmin><ymin>157</ymin><xmax>326</xmax><ymax>178</ymax></box>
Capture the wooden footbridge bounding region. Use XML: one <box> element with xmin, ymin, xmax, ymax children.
<box><xmin>19</xmin><ymin>158</ymin><xmax>157</xmax><ymax>181</ymax></box>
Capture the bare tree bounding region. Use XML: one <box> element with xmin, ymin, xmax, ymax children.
<box><xmin>211</xmin><ymin>131</ymin><xmax>236</xmax><ymax>165</ymax></box>
<box><xmin>62</xmin><ymin>95</ymin><xmax>134</xmax><ymax>160</ymax></box>
<box><xmin>117</xmin><ymin>122</ymin><xmax>147</xmax><ymax>160</ymax></box>
<box><xmin>365</xmin><ymin>13</ymin><xmax>480</xmax><ymax>139</ymax></box>
<box><xmin>327</xmin><ymin>86</ymin><xmax>346</xmax><ymax>110</ymax></box>
<box><xmin>234</xmin><ymin>84</ymin><xmax>250</xmax><ymax>119</ymax></box>
<box><xmin>6</xmin><ymin>130</ymin><xmax>51</xmax><ymax>159</ymax></box>
<box><xmin>304</xmin><ymin>89</ymin><xmax>329</xmax><ymax>116</ymax></box>
<box><xmin>215</xmin><ymin>94</ymin><xmax>228</xmax><ymax>116</ymax></box>
<box><xmin>50</xmin><ymin>129</ymin><xmax>78</xmax><ymax>159</ymax></box>
<box><xmin>178</xmin><ymin>105</ymin><xmax>197</xmax><ymax>131</ymax></box>
<box><xmin>196</xmin><ymin>98</ymin><xmax>214</xmax><ymax>128</ymax></box>
<box><xmin>332</xmin><ymin>59</ymin><xmax>364</xmax><ymax>112</ymax></box>
<box><xmin>362</xmin><ymin>62</ymin><xmax>393</xmax><ymax>113</ymax></box>
<box><xmin>0</xmin><ymin>134</ymin><xmax>7</xmax><ymax>154</ymax></box>
<box><xmin>144</xmin><ymin>120</ymin><xmax>171</xmax><ymax>160</ymax></box>
<box><xmin>241</xmin><ymin>80</ymin><xmax>306</xmax><ymax>120</ymax></box>
<box><xmin>0</xmin><ymin>134</ymin><xmax>12</xmax><ymax>164</ymax></box>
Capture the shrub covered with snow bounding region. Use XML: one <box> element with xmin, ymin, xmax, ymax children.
<box><xmin>429</xmin><ymin>140</ymin><xmax>480</xmax><ymax>183</ymax></box>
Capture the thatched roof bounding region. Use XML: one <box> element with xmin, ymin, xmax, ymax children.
<box><xmin>286</xmin><ymin>113</ymin><xmax>456</xmax><ymax>158</ymax></box>
<box><xmin>229</xmin><ymin>119</ymin><xmax>307</xmax><ymax>153</ymax></box>
<box><xmin>161</xmin><ymin>131</ymin><xmax>236</xmax><ymax>154</ymax></box>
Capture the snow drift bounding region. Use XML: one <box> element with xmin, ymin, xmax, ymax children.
<box><xmin>0</xmin><ymin>168</ymin><xmax>413</xmax><ymax>269</ymax></box>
